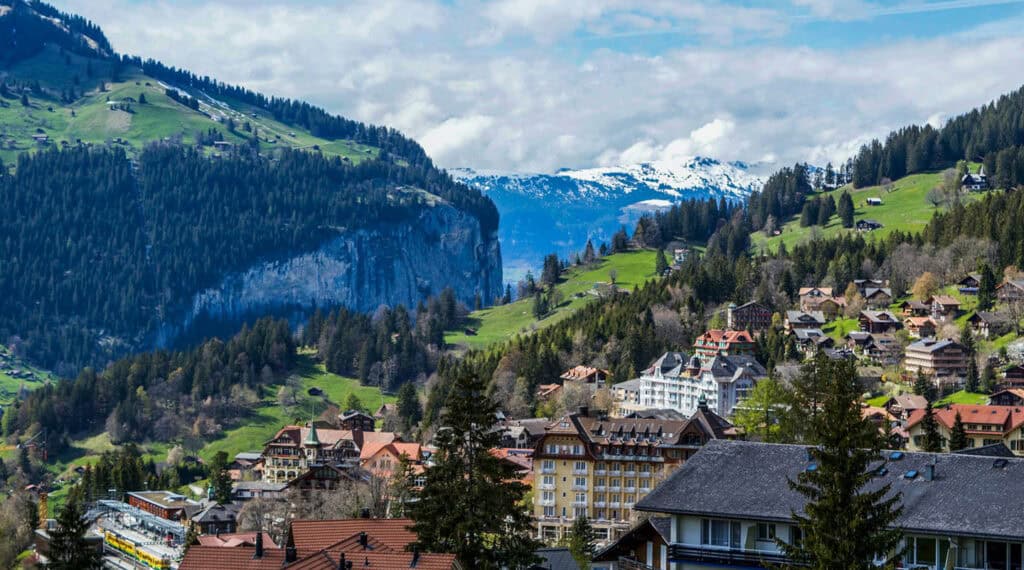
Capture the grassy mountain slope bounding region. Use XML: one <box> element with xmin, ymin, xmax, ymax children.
<box><xmin>444</xmin><ymin>250</ymin><xmax>657</xmax><ymax>350</ymax></box>
<box><xmin>0</xmin><ymin>46</ymin><xmax>378</xmax><ymax>167</ymax></box>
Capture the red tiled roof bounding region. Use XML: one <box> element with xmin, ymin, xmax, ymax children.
<box><xmin>696</xmin><ymin>329</ymin><xmax>753</xmax><ymax>344</ymax></box>
<box><xmin>907</xmin><ymin>404</ymin><xmax>1024</xmax><ymax>433</ymax></box>
<box><xmin>291</xmin><ymin>518</ymin><xmax>417</xmax><ymax>554</ymax></box>
<box><xmin>179</xmin><ymin>546</ymin><xmax>286</xmax><ymax>570</ymax></box>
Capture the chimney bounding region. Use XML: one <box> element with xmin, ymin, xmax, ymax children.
<box><xmin>338</xmin><ymin>553</ymin><xmax>346</xmax><ymax>570</ymax></box>
<box><xmin>411</xmin><ymin>546</ymin><xmax>420</xmax><ymax>568</ymax></box>
<box><xmin>926</xmin><ymin>457</ymin><xmax>937</xmax><ymax>481</ymax></box>
<box><xmin>360</xmin><ymin>507</ymin><xmax>371</xmax><ymax>519</ymax></box>
<box><xmin>578</xmin><ymin>406</ymin><xmax>589</xmax><ymax>417</ymax></box>
<box><xmin>359</xmin><ymin>531</ymin><xmax>368</xmax><ymax>549</ymax></box>
<box><xmin>254</xmin><ymin>531</ymin><xmax>263</xmax><ymax>558</ymax></box>
<box><xmin>285</xmin><ymin>545</ymin><xmax>297</xmax><ymax>564</ymax></box>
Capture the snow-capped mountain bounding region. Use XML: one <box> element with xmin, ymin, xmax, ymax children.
<box><xmin>452</xmin><ymin>157</ymin><xmax>764</xmax><ymax>282</ymax></box>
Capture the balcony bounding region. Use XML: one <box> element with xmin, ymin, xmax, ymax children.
<box><xmin>594</xmin><ymin>468</ymin><xmax>607</xmax><ymax>476</ymax></box>
<box><xmin>571</xmin><ymin>484</ymin><xmax>588</xmax><ymax>491</ymax></box>
<box><xmin>638</xmin><ymin>471</ymin><xmax>652</xmax><ymax>478</ymax></box>
<box><xmin>539</xmin><ymin>499</ymin><xmax>555</xmax><ymax>506</ymax></box>
<box><xmin>625</xmin><ymin>486</ymin><xmax>636</xmax><ymax>493</ymax></box>
<box><xmin>593</xmin><ymin>485</ymin><xmax>606</xmax><ymax>492</ymax></box>
<box><xmin>609</xmin><ymin>485</ymin><xmax>622</xmax><ymax>492</ymax></box>
<box><xmin>539</xmin><ymin>483</ymin><xmax>555</xmax><ymax>490</ymax></box>
<box><xmin>541</xmin><ymin>466</ymin><xmax>556</xmax><ymax>474</ymax></box>
<box><xmin>573</xmin><ymin>468</ymin><xmax>589</xmax><ymax>475</ymax></box>
<box><xmin>624</xmin><ymin>469</ymin><xmax>637</xmax><ymax>477</ymax></box>
<box><xmin>668</xmin><ymin>544</ymin><xmax>791</xmax><ymax>567</ymax></box>
<box><xmin>593</xmin><ymin>501</ymin><xmax>606</xmax><ymax>508</ymax></box>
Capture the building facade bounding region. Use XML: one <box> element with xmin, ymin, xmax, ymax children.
<box><xmin>532</xmin><ymin>406</ymin><xmax>736</xmax><ymax>544</ymax></box>
<box><xmin>629</xmin><ymin>353</ymin><xmax>766</xmax><ymax>418</ymax></box>
<box><xmin>725</xmin><ymin>302</ymin><xmax>772</xmax><ymax>332</ymax></box>
<box><xmin>904</xmin><ymin>338</ymin><xmax>969</xmax><ymax>379</ymax></box>
<box><xmin>692</xmin><ymin>330</ymin><xmax>755</xmax><ymax>359</ymax></box>
<box><xmin>905</xmin><ymin>404</ymin><xmax>1024</xmax><ymax>454</ymax></box>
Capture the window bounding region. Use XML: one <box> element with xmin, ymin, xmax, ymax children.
<box><xmin>625</xmin><ymin>478</ymin><xmax>635</xmax><ymax>488</ymax></box>
<box><xmin>701</xmin><ymin>519</ymin><xmax>740</xmax><ymax>548</ymax></box>
<box><xmin>542</xmin><ymin>460</ymin><xmax>555</xmax><ymax>472</ymax></box>
<box><xmin>543</xmin><ymin>506</ymin><xmax>554</xmax><ymax>517</ymax></box>
<box><xmin>789</xmin><ymin>526</ymin><xmax>803</xmax><ymax>546</ymax></box>
<box><xmin>595</xmin><ymin>478</ymin><xmax>605</xmax><ymax>487</ymax></box>
<box><xmin>542</xmin><ymin>475</ymin><xmax>554</xmax><ymax>487</ymax></box>
<box><xmin>757</xmin><ymin>523</ymin><xmax>776</xmax><ymax>541</ymax></box>
<box><xmin>573</xmin><ymin>507</ymin><xmax>588</xmax><ymax>518</ymax></box>
<box><xmin>575</xmin><ymin>492</ymin><xmax>587</xmax><ymax>504</ymax></box>
<box><xmin>639</xmin><ymin>479</ymin><xmax>650</xmax><ymax>490</ymax></box>
<box><xmin>574</xmin><ymin>461</ymin><xmax>587</xmax><ymax>472</ymax></box>
<box><xmin>541</xmin><ymin>491</ymin><xmax>554</xmax><ymax>503</ymax></box>
<box><xmin>546</xmin><ymin>444</ymin><xmax>558</xmax><ymax>454</ymax></box>
<box><xmin>572</xmin><ymin>444</ymin><xmax>583</xmax><ymax>455</ymax></box>
<box><xmin>574</xmin><ymin>477</ymin><xmax>587</xmax><ymax>488</ymax></box>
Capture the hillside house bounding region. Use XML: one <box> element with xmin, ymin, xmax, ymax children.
<box><xmin>899</xmin><ymin>300</ymin><xmax>930</xmax><ymax>317</ymax></box>
<box><xmin>337</xmin><ymin>410</ymin><xmax>375</xmax><ymax>432</ymax></box>
<box><xmin>904</xmin><ymin>338</ymin><xmax>969</xmax><ymax>380</ymax></box>
<box><xmin>859</xmin><ymin>310</ymin><xmax>902</xmax><ymax>334</ymax></box>
<box><xmin>853</xmin><ymin>278</ymin><xmax>886</xmax><ymax>293</ymax></box>
<box><xmin>536</xmin><ymin>383</ymin><xmax>562</xmax><ymax>401</ymax></box>
<box><xmin>958</xmin><ymin>273</ymin><xmax>982</xmax><ymax>295</ymax></box>
<box><xmin>929</xmin><ymin>295</ymin><xmax>961</xmax><ymax>321</ymax></box>
<box><xmin>855</xmin><ymin>219</ymin><xmax>883</xmax><ymax>232</ymax></box>
<box><xmin>692</xmin><ymin>330</ymin><xmax>755</xmax><ymax>359</ymax></box>
<box><xmin>784</xmin><ymin>310</ymin><xmax>826</xmax><ymax>332</ymax></box>
<box><xmin>961</xmin><ymin>167</ymin><xmax>988</xmax><ymax>191</ymax></box>
<box><xmin>629</xmin><ymin>352</ymin><xmax>766</xmax><ymax>417</ymax></box>
<box><xmin>881</xmin><ymin>393</ymin><xmax>928</xmax><ymax>420</ymax></box>
<box><xmin>997</xmin><ymin>279</ymin><xmax>1024</xmax><ymax>303</ymax></box>
<box><xmin>1004</xmin><ymin>365</ymin><xmax>1024</xmax><ymax>389</ymax></box>
<box><xmin>798</xmin><ymin>287</ymin><xmax>832</xmax><ymax>311</ymax></box>
<box><xmin>592</xmin><ymin>517</ymin><xmax>672</xmax><ymax>570</ymax></box>
<box><xmin>611</xmin><ymin>379</ymin><xmax>644</xmax><ymax>417</ymax></box>
<box><xmin>990</xmin><ymin>388</ymin><xmax>1024</xmax><ymax>407</ymax></box>
<box><xmin>792</xmin><ymin>328</ymin><xmax>833</xmax><ymax>355</ymax></box>
<box><xmin>726</xmin><ymin>301</ymin><xmax>772</xmax><ymax>332</ymax></box>
<box><xmin>636</xmin><ymin>439</ymin><xmax>1024</xmax><ymax>570</ymax></box>
<box><xmin>967</xmin><ymin>311</ymin><xmax>1011</xmax><ymax>339</ymax></box>
<box><xmin>906</xmin><ymin>404</ymin><xmax>1024</xmax><ymax>454</ymax></box>
<box><xmin>863</xmin><ymin>287</ymin><xmax>893</xmax><ymax>309</ymax></box>
<box><xmin>561</xmin><ymin>365</ymin><xmax>611</xmax><ymax>384</ymax></box>
<box><xmin>864</xmin><ymin>333</ymin><xmax>901</xmax><ymax>365</ymax></box>
<box><xmin>904</xmin><ymin>316</ymin><xmax>938</xmax><ymax>339</ymax></box>
<box><xmin>866</xmin><ymin>197</ymin><xmax>883</xmax><ymax>206</ymax></box>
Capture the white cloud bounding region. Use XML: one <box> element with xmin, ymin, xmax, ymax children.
<box><xmin>51</xmin><ymin>0</ymin><xmax>1024</xmax><ymax>173</ymax></box>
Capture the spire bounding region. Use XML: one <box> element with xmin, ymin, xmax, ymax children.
<box><xmin>697</xmin><ymin>393</ymin><xmax>709</xmax><ymax>412</ymax></box>
<box><xmin>304</xmin><ymin>421</ymin><xmax>321</xmax><ymax>446</ymax></box>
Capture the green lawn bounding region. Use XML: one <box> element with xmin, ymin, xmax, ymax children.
<box><xmin>751</xmin><ymin>170</ymin><xmax>989</xmax><ymax>254</ymax></box>
<box><xmin>444</xmin><ymin>250</ymin><xmax>658</xmax><ymax>350</ymax></box>
<box><xmin>0</xmin><ymin>346</ymin><xmax>55</xmax><ymax>406</ymax></box>
<box><xmin>823</xmin><ymin>317</ymin><xmax>860</xmax><ymax>341</ymax></box>
<box><xmin>936</xmin><ymin>390</ymin><xmax>989</xmax><ymax>406</ymax></box>
<box><xmin>865</xmin><ymin>394</ymin><xmax>891</xmax><ymax>407</ymax></box>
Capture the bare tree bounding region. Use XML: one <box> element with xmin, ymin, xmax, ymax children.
<box><xmin>925</xmin><ymin>187</ymin><xmax>944</xmax><ymax>208</ymax></box>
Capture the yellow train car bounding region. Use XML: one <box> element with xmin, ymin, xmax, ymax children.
<box><xmin>104</xmin><ymin>531</ymin><xmax>172</xmax><ymax>570</ymax></box>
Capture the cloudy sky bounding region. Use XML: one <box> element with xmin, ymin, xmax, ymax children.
<box><xmin>55</xmin><ymin>0</ymin><xmax>1024</xmax><ymax>173</ymax></box>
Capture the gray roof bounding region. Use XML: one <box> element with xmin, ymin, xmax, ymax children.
<box><xmin>531</xmin><ymin>547</ymin><xmax>581</xmax><ymax>570</ymax></box>
<box><xmin>645</xmin><ymin>351</ymin><xmax>689</xmax><ymax>377</ymax></box>
<box><xmin>953</xmin><ymin>443</ymin><xmax>1016</xmax><ymax>458</ymax></box>
<box><xmin>636</xmin><ymin>440</ymin><xmax>1024</xmax><ymax>540</ymax></box>
<box><xmin>786</xmin><ymin>311</ymin><xmax>825</xmax><ymax>324</ymax></box>
<box><xmin>624</xmin><ymin>409</ymin><xmax>687</xmax><ymax>421</ymax></box>
<box><xmin>793</xmin><ymin>328</ymin><xmax>826</xmax><ymax>341</ymax></box>
<box><xmin>193</xmin><ymin>501</ymin><xmax>242</xmax><ymax>524</ymax></box>
<box><xmin>704</xmin><ymin>355</ymin><xmax>767</xmax><ymax>384</ymax></box>
<box><xmin>233</xmin><ymin>452</ymin><xmax>262</xmax><ymax>462</ymax></box>
<box><xmin>907</xmin><ymin>337</ymin><xmax>963</xmax><ymax>353</ymax></box>
<box><xmin>612</xmin><ymin>378</ymin><xmax>644</xmax><ymax>391</ymax></box>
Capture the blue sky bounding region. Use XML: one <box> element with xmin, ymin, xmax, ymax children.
<box><xmin>56</xmin><ymin>0</ymin><xmax>1024</xmax><ymax>172</ymax></box>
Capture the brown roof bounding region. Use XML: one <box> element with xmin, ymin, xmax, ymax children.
<box><xmin>179</xmin><ymin>546</ymin><xmax>286</xmax><ymax>570</ymax></box>
<box><xmin>560</xmin><ymin>365</ymin><xmax>610</xmax><ymax>381</ymax></box>
<box><xmin>798</xmin><ymin>287</ymin><xmax>833</xmax><ymax>296</ymax></box>
<box><xmin>695</xmin><ymin>329</ymin><xmax>753</xmax><ymax>344</ymax></box>
<box><xmin>905</xmin><ymin>317</ymin><xmax>937</xmax><ymax>327</ymax></box>
<box><xmin>291</xmin><ymin>518</ymin><xmax>417</xmax><ymax>554</ymax></box>
<box><xmin>930</xmin><ymin>295</ymin><xmax>960</xmax><ymax>306</ymax></box>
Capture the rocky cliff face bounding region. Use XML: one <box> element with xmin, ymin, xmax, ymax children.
<box><xmin>154</xmin><ymin>203</ymin><xmax>501</xmax><ymax>347</ymax></box>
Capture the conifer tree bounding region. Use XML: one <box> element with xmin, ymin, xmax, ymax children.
<box><xmin>949</xmin><ymin>412</ymin><xmax>968</xmax><ymax>451</ymax></box>
<box><xmin>913</xmin><ymin>371</ymin><xmax>936</xmax><ymax>402</ymax></box>
<box><xmin>838</xmin><ymin>191</ymin><xmax>855</xmax><ymax>228</ymax></box>
<box><xmin>345</xmin><ymin>393</ymin><xmax>366</xmax><ymax>413</ymax></box>
<box><xmin>978</xmin><ymin>263</ymin><xmax>997</xmax><ymax>310</ymax></box>
<box><xmin>409</xmin><ymin>372</ymin><xmax>540</xmax><ymax>569</ymax></box>
<box><xmin>46</xmin><ymin>490</ymin><xmax>101</xmax><ymax>569</ymax></box>
<box><xmin>981</xmin><ymin>362</ymin><xmax>997</xmax><ymax>394</ymax></box>
<box><xmin>920</xmin><ymin>401</ymin><xmax>944</xmax><ymax>453</ymax></box>
<box><xmin>208</xmin><ymin>451</ymin><xmax>234</xmax><ymax>504</ymax></box>
<box><xmin>583</xmin><ymin>240</ymin><xmax>597</xmax><ymax>264</ymax></box>
<box><xmin>566</xmin><ymin>515</ymin><xmax>596</xmax><ymax>570</ymax></box>
<box><xmin>780</xmin><ymin>356</ymin><xmax>903</xmax><ymax>569</ymax></box>
<box><xmin>655</xmin><ymin>248</ymin><xmax>669</xmax><ymax>275</ymax></box>
<box><xmin>396</xmin><ymin>382</ymin><xmax>422</xmax><ymax>431</ymax></box>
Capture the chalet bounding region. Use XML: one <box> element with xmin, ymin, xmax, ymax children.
<box><xmin>846</xmin><ymin>331</ymin><xmax>874</xmax><ymax>352</ymax></box>
<box><xmin>536</xmin><ymin>383</ymin><xmax>562</xmax><ymax>401</ymax></box>
<box><xmin>967</xmin><ymin>310</ymin><xmax>1011</xmax><ymax>339</ymax></box>
<box><xmin>859</xmin><ymin>310</ymin><xmax>902</xmax><ymax>334</ymax></box>
<box><xmin>1004</xmin><ymin>364</ymin><xmax>1024</xmax><ymax>388</ymax></box>
<box><xmin>784</xmin><ymin>310</ymin><xmax>826</xmax><ymax>331</ymax></box>
<box><xmin>673</xmin><ymin>248</ymin><xmax>689</xmax><ymax>264</ymax></box>
<box><xmin>881</xmin><ymin>393</ymin><xmax>928</xmax><ymax>420</ymax></box>
<box><xmin>636</xmin><ymin>439</ymin><xmax>1024</xmax><ymax>570</ymax></box>
<box><xmin>31</xmin><ymin>133</ymin><xmax>49</xmax><ymax>144</ymax></box>
<box><xmin>929</xmin><ymin>295</ymin><xmax>961</xmax><ymax>321</ymax></box>
<box><xmin>990</xmin><ymin>388</ymin><xmax>1024</xmax><ymax>407</ymax></box>
<box><xmin>593</xmin><ymin>517</ymin><xmax>672</xmax><ymax>570</ymax></box>
<box><xmin>798</xmin><ymin>287</ymin><xmax>833</xmax><ymax>312</ymax></box>
<box><xmin>855</xmin><ymin>219</ymin><xmax>883</xmax><ymax>232</ymax></box>
<box><xmin>904</xmin><ymin>316</ymin><xmax>937</xmax><ymax>339</ymax></box>
<box><xmin>692</xmin><ymin>329</ymin><xmax>755</xmax><ymax>359</ymax></box>
<box><xmin>792</xmin><ymin>328</ymin><xmax>833</xmax><ymax>355</ymax></box>
<box><xmin>898</xmin><ymin>300</ymin><xmax>930</xmax><ymax>317</ymax></box>
<box><xmin>864</xmin><ymin>333</ymin><xmax>901</xmax><ymax>365</ymax></box>
<box><xmin>374</xmin><ymin>403</ymin><xmax>395</xmax><ymax>419</ymax></box>
<box><xmin>866</xmin><ymin>197</ymin><xmax>883</xmax><ymax>206</ymax></box>
<box><xmin>726</xmin><ymin>301</ymin><xmax>772</xmax><ymax>331</ymax></box>
<box><xmin>904</xmin><ymin>338</ymin><xmax>969</xmax><ymax>380</ymax></box>
<box><xmin>337</xmin><ymin>410</ymin><xmax>375</xmax><ymax>432</ymax></box>
<box><xmin>958</xmin><ymin>273</ymin><xmax>982</xmax><ymax>295</ymax></box>
<box><xmin>854</xmin><ymin>278</ymin><xmax>886</xmax><ymax>292</ymax></box>
<box><xmin>190</xmin><ymin>502</ymin><xmax>241</xmax><ymax>536</ymax></box>
<box><xmin>961</xmin><ymin>167</ymin><xmax>988</xmax><ymax>191</ymax></box>
<box><xmin>997</xmin><ymin>279</ymin><xmax>1024</xmax><ymax>303</ymax></box>
<box><xmin>560</xmin><ymin>365</ymin><xmax>610</xmax><ymax>384</ymax></box>
<box><xmin>863</xmin><ymin>287</ymin><xmax>893</xmax><ymax>309</ymax></box>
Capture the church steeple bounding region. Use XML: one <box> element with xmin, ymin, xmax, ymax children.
<box><xmin>303</xmin><ymin>422</ymin><xmax>321</xmax><ymax>446</ymax></box>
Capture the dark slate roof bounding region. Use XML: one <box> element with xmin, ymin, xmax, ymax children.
<box><xmin>636</xmin><ymin>439</ymin><xmax>1024</xmax><ymax>540</ymax></box>
<box><xmin>624</xmin><ymin>409</ymin><xmax>688</xmax><ymax>421</ymax></box>
<box><xmin>953</xmin><ymin>443</ymin><xmax>1016</xmax><ymax>458</ymax></box>
<box><xmin>531</xmin><ymin>547</ymin><xmax>581</xmax><ymax>570</ymax></box>
<box><xmin>650</xmin><ymin>517</ymin><xmax>672</xmax><ymax>542</ymax></box>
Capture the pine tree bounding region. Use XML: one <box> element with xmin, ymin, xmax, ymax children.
<box><xmin>566</xmin><ymin>515</ymin><xmax>595</xmax><ymax>570</ymax></box>
<box><xmin>183</xmin><ymin>524</ymin><xmax>200</xmax><ymax>553</ymax></box>
<box><xmin>502</xmin><ymin>284</ymin><xmax>512</xmax><ymax>305</ymax></box>
<box><xmin>655</xmin><ymin>248</ymin><xmax>669</xmax><ymax>275</ymax></box>
<box><xmin>913</xmin><ymin>370</ymin><xmax>935</xmax><ymax>402</ymax></box>
<box><xmin>396</xmin><ymin>382</ymin><xmax>422</xmax><ymax>431</ymax></box>
<box><xmin>838</xmin><ymin>191</ymin><xmax>855</xmax><ymax>228</ymax></box>
<box><xmin>981</xmin><ymin>362</ymin><xmax>997</xmax><ymax>394</ymax></box>
<box><xmin>345</xmin><ymin>393</ymin><xmax>366</xmax><ymax>413</ymax></box>
<box><xmin>387</xmin><ymin>453</ymin><xmax>417</xmax><ymax>518</ymax></box>
<box><xmin>965</xmin><ymin>357</ymin><xmax>980</xmax><ymax>393</ymax></box>
<box><xmin>780</xmin><ymin>356</ymin><xmax>903</xmax><ymax>569</ymax></box>
<box><xmin>46</xmin><ymin>490</ymin><xmax>101</xmax><ymax>569</ymax></box>
<box><xmin>920</xmin><ymin>401</ymin><xmax>944</xmax><ymax>453</ymax></box>
<box><xmin>208</xmin><ymin>451</ymin><xmax>234</xmax><ymax>504</ymax></box>
<box><xmin>583</xmin><ymin>240</ymin><xmax>597</xmax><ymax>264</ymax></box>
<box><xmin>409</xmin><ymin>372</ymin><xmax>540</xmax><ymax>569</ymax></box>
<box><xmin>949</xmin><ymin>412</ymin><xmax>968</xmax><ymax>452</ymax></box>
<box><xmin>978</xmin><ymin>263</ymin><xmax>997</xmax><ymax>311</ymax></box>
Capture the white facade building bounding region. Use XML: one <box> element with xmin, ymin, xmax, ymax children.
<box><xmin>629</xmin><ymin>352</ymin><xmax>766</xmax><ymax>418</ymax></box>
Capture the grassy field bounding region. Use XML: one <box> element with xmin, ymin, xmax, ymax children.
<box><xmin>0</xmin><ymin>48</ymin><xmax>378</xmax><ymax>166</ymax></box>
<box><xmin>751</xmin><ymin>170</ymin><xmax>990</xmax><ymax>254</ymax></box>
<box><xmin>444</xmin><ymin>250</ymin><xmax>658</xmax><ymax>350</ymax></box>
<box><xmin>0</xmin><ymin>346</ymin><xmax>54</xmax><ymax>406</ymax></box>
<box><xmin>823</xmin><ymin>317</ymin><xmax>860</xmax><ymax>341</ymax></box>
<box><xmin>936</xmin><ymin>390</ymin><xmax>989</xmax><ymax>406</ymax></box>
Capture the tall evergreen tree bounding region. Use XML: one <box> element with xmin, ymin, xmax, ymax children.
<box><xmin>920</xmin><ymin>402</ymin><xmax>944</xmax><ymax>453</ymax></box>
<box><xmin>46</xmin><ymin>490</ymin><xmax>101</xmax><ymax>570</ymax></box>
<box><xmin>838</xmin><ymin>191</ymin><xmax>855</xmax><ymax>228</ymax></box>
<box><xmin>913</xmin><ymin>371</ymin><xmax>936</xmax><ymax>402</ymax></box>
<box><xmin>949</xmin><ymin>412</ymin><xmax>968</xmax><ymax>452</ymax></box>
<box><xmin>396</xmin><ymin>382</ymin><xmax>422</xmax><ymax>431</ymax></box>
<box><xmin>780</xmin><ymin>356</ymin><xmax>903</xmax><ymax>569</ymax></box>
<box><xmin>978</xmin><ymin>263</ymin><xmax>997</xmax><ymax>311</ymax></box>
<box><xmin>566</xmin><ymin>515</ymin><xmax>596</xmax><ymax>570</ymax></box>
<box><xmin>583</xmin><ymin>240</ymin><xmax>597</xmax><ymax>264</ymax></box>
<box><xmin>208</xmin><ymin>451</ymin><xmax>234</xmax><ymax>504</ymax></box>
<box><xmin>655</xmin><ymin>248</ymin><xmax>669</xmax><ymax>275</ymax></box>
<box><xmin>409</xmin><ymin>372</ymin><xmax>540</xmax><ymax>569</ymax></box>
